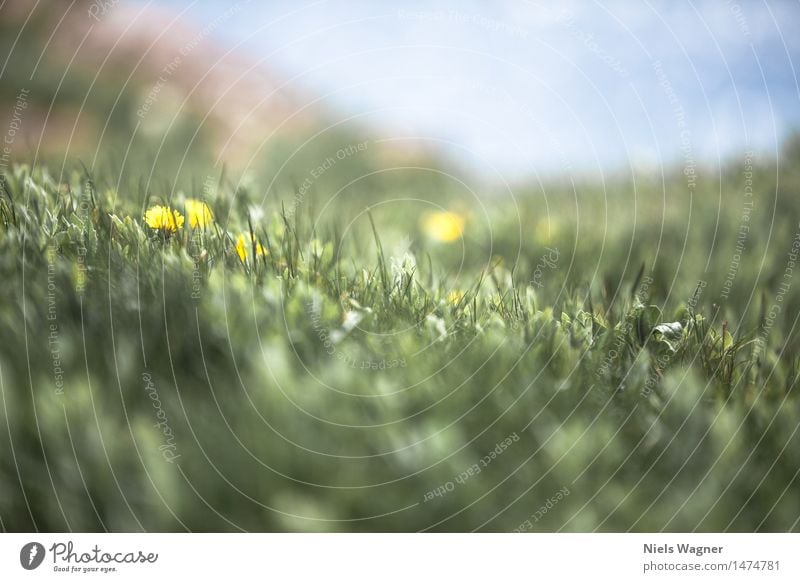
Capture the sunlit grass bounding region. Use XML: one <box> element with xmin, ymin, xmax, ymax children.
<box><xmin>0</xmin><ymin>158</ymin><xmax>798</xmax><ymax>532</ymax></box>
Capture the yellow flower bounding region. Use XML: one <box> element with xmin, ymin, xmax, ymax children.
<box><xmin>447</xmin><ymin>290</ymin><xmax>465</xmax><ymax>305</ymax></box>
<box><xmin>144</xmin><ymin>205</ymin><xmax>184</xmax><ymax>234</ymax></box>
<box><xmin>185</xmin><ymin>199</ymin><xmax>214</xmax><ymax>228</ymax></box>
<box><xmin>422</xmin><ymin>211</ymin><xmax>465</xmax><ymax>243</ymax></box>
<box><xmin>235</xmin><ymin>233</ymin><xmax>266</xmax><ymax>262</ymax></box>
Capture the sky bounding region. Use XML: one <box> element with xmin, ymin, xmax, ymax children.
<box><xmin>139</xmin><ymin>0</ymin><xmax>800</xmax><ymax>179</ymax></box>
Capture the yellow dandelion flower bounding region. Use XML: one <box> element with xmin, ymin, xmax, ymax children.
<box><xmin>235</xmin><ymin>233</ymin><xmax>266</xmax><ymax>262</ymax></box>
<box><xmin>185</xmin><ymin>199</ymin><xmax>214</xmax><ymax>228</ymax></box>
<box><xmin>447</xmin><ymin>290</ymin><xmax>465</xmax><ymax>305</ymax></box>
<box><xmin>422</xmin><ymin>211</ymin><xmax>465</xmax><ymax>243</ymax></box>
<box><xmin>144</xmin><ymin>205</ymin><xmax>184</xmax><ymax>234</ymax></box>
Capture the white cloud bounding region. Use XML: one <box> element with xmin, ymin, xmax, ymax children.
<box><xmin>145</xmin><ymin>0</ymin><xmax>800</xmax><ymax>177</ymax></box>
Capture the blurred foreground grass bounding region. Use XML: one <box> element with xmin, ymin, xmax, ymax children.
<box><xmin>0</xmin><ymin>142</ymin><xmax>799</xmax><ymax>532</ymax></box>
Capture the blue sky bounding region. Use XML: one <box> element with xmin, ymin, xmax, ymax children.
<box><xmin>139</xmin><ymin>0</ymin><xmax>800</xmax><ymax>179</ymax></box>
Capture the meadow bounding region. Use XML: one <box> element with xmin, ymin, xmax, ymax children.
<box><xmin>1</xmin><ymin>135</ymin><xmax>799</xmax><ymax>532</ymax></box>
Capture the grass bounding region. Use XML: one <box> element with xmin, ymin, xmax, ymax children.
<box><xmin>0</xmin><ymin>145</ymin><xmax>799</xmax><ymax>532</ymax></box>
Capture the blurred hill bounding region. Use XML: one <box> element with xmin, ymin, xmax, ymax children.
<box><xmin>0</xmin><ymin>0</ymin><xmax>308</xmax><ymax>166</ymax></box>
<box><xmin>0</xmin><ymin>0</ymin><xmax>438</xmax><ymax>194</ymax></box>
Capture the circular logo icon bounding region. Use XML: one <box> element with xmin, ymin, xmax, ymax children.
<box><xmin>20</xmin><ymin>542</ymin><xmax>45</xmax><ymax>570</ymax></box>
